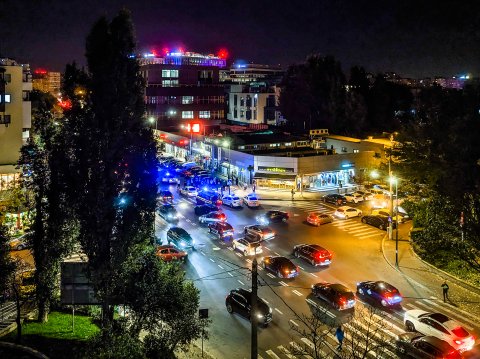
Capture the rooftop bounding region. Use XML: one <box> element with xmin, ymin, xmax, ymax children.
<box><xmin>324</xmin><ymin>134</ymin><xmax>362</xmax><ymax>143</ymax></box>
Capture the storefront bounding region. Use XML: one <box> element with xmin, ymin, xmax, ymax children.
<box><xmin>305</xmin><ymin>168</ymin><xmax>355</xmax><ymax>189</ymax></box>
<box><xmin>254</xmin><ymin>172</ymin><xmax>297</xmax><ymax>189</ymax></box>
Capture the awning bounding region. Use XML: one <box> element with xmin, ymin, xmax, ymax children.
<box><xmin>253</xmin><ymin>172</ymin><xmax>297</xmax><ymax>180</ymax></box>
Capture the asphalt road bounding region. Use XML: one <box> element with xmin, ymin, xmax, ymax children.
<box><xmin>156</xmin><ymin>182</ymin><xmax>480</xmax><ymax>359</ymax></box>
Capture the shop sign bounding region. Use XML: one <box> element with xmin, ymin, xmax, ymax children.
<box><xmin>341</xmin><ymin>163</ymin><xmax>355</xmax><ymax>168</ymax></box>
<box><xmin>258</xmin><ymin>166</ymin><xmax>294</xmax><ymax>173</ymax></box>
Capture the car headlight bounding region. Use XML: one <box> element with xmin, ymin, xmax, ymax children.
<box><xmin>180</xmin><ymin>242</ymin><xmax>186</xmax><ymax>247</ymax></box>
<box><xmin>269</xmin><ymin>307</ymin><xmax>272</xmax><ymax>314</ymax></box>
<box><xmin>256</xmin><ymin>313</ymin><xmax>264</xmax><ymax>319</ymax></box>
<box><xmin>191</xmin><ymin>239</ymin><xmax>195</xmax><ymax>245</ymax></box>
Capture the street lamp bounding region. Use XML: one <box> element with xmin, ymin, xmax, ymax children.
<box><xmin>390</xmin><ymin>176</ymin><xmax>399</xmax><ymax>268</ymax></box>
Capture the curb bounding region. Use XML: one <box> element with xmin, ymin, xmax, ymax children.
<box><xmin>0</xmin><ymin>341</ymin><xmax>49</xmax><ymax>359</ymax></box>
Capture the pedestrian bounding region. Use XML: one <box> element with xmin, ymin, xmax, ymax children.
<box><xmin>253</xmin><ymin>184</ymin><xmax>256</xmax><ymax>192</ymax></box>
<box><xmin>235</xmin><ymin>177</ymin><xmax>239</xmax><ymax>186</ymax></box>
<box><xmin>291</xmin><ymin>188</ymin><xmax>295</xmax><ymax>200</ymax></box>
<box><xmin>441</xmin><ymin>281</ymin><xmax>449</xmax><ymax>302</ymax></box>
<box><xmin>335</xmin><ymin>325</ymin><xmax>344</xmax><ymax>351</ymax></box>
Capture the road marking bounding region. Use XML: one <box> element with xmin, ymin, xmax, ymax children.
<box><xmin>209</xmin><ymin>258</ymin><xmax>215</xmax><ymax>263</ymax></box>
<box><xmin>277</xmin><ymin>346</ymin><xmax>296</xmax><ymax>359</ymax></box>
<box><xmin>228</xmin><ymin>272</ymin><xmax>233</xmax><ymax>277</ymax></box>
<box><xmin>289</xmin><ymin>319</ymin><xmax>299</xmax><ymax>327</ymax></box>
<box><xmin>357</xmin><ymin>232</ymin><xmax>383</xmax><ymax>238</ymax></box>
<box><xmin>279</xmin><ymin>281</ymin><xmax>289</xmax><ymax>287</ymax></box>
<box><xmin>298</xmin><ymin>266</ymin><xmax>304</xmax><ymax>270</ymax></box>
<box><xmin>267</xmin><ymin>273</ymin><xmax>275</xmax><ymax>278</ymax></box>
<box><xmin>265</xmin><ymin>350</ymin><xmax>281</xmax><ymax>359</ymax></box>
<box><xmin>212</xmin><ymin>246</ymin><xmax>221</xmax><ymax>251</ymax></box>
<box><xmin>275</xmin><ymin>308</ymin><xmax>283</xmax><ymax>315</ymax></box>
<box><xmin>261</xmin><ymin>297</ymin><xmax>269</xmax><ymax>304</ymax></box>
<box><xmin>227</xmin><ymin>247</ymin><xmax>233</xmax><ymax>251</ymax></box>
<box><xmin>292</xmin><ymin>290</ymin><xmax>303</xmax><ymax>296</ymax></box>
<box><xmin>200</xmin><ymin>251</ymin><xmax>206</xmax><ymax>256</ymax></box>
<box><xmin>217</xmin><ymin>264</ymin><xmax>224</xmax><ymax>270</ymax></box>
<box><xmin>235</xmin><ymin>252</ymin><xmax>242</xmax><ymax>257</ymax></box>
<box><xmin>309</xmin><ymin>273</ymin><xmax>318</xmax><ymax>278</ymax></box>
<box><xmin>245</xmin><ymin>259</ymin><xmax>252</xmax><ymax>264</ymax></box>
<box><xmin>421</xmin><ymin>299</ymin><xmax>476</xmax><ymax>330</ymax></box>
<box><xmin>263</xmin><ymin>246</ymin><xmax>271</xmax><ymax>251</ymax></box>
<box><xmin>349</xmin><ymin>227</ymin><xmax>375</xmax><ymax>234</ymax></box>
<box><xmin>273</xmin><ymin>251</ymin><xmax>281</xmax><ymax>256</ymax></box>
<box><xmin>293</xmin><ymin>214</ymin><xmax>300</xmax><ymax>217</ymax></box>
<box><xmin>238</xmin><ymin>280</ymin><xmax>245</xmax><ymax>286</ymax></box>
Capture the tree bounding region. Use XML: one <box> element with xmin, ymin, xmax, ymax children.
<box><xmin>0</xmin><ymin>218</ymin><xmax>15</xmax><ymax>302</ymax></box>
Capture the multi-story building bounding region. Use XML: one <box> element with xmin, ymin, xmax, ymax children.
<box><xmin>32</xmin><ymin>69</ymin><xmax>61</xmax><ymax>96</ymax></box>
<box><xmin>226</xmin><ymin>83</ymin><xmax>281</xmax><ymax>126</ymax></box>
<box><xmin>0</xmin><ymin>58</ymin><xmax>32</xmax><ymax>190</ymax></box>
<box><xmin>140</xmin><ymin>50</ymin><xmax>226</xmax><ymax>129</ymax></box>
<box><xmin>221</xmin><ymin>63</ymin><xmax>284</xmax><ymax>84</ymax></box>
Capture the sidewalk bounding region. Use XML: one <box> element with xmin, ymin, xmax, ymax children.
<box><xmin>382</xmin><ymin>225</ymin><xmax>480</xmax><ymax>319</ymax></box>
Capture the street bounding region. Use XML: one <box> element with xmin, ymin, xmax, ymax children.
<box><xmin>156</xmin><ymin>182</ymin><xmax>480</xmax><ymax>359</ymax></box>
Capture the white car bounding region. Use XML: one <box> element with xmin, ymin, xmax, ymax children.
<box><xmin>333</xmin><ymin>206</ymin><xmax>362</xmax><ymax>219</ymax></box>
<box><xmin>344</xmin><ymin>192</ymin><xmax>365</xmax><ymax>203</ymax></box>
<box><xmin>404</xmin><ymin>310</ymin><xmax>475</xmax><ymax>352</ymax></box>
<box><xmin>180</xmin><ymin>186</ymin><xmax>198</xmax><ymax>197</ymax></box>
<box><xmin>222</xmin><ymin>194</ymin><xmax>242</xmax><ymax>208</ymax></box>
<box><xmin>232</xmin><ymin>237</ymin><xmax>263</xmax><ymax>256</ymax></box>
<box><xmin>243</xmin><ymin>193</ymin><xmax>260</xmax><ymax>208</ymax></box>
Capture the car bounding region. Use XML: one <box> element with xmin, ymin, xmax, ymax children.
<box><xmin>404</xmin><ymin>311</ymin><xmax>475</xmax><ymax>352</ymax></box>
<box><xmin>293</xmin><ymin>244</ymin><xmax>332</xmax><ymax>266</ymax></box>
<box><xmin>355</xmin><ymin>190</ymin><xmax>373</xmax><ymax>201</ymax></box>
<box><xmin>161</xmin><ymin>176</ymin><xmax>179</xmax><ymax>184</ymax></box>
<box><xmin>180</xmin><ymin>186</ymin><xmax>198</xmax><ymax>197</ymax></box>
<box><xmin>361</xmin><ymin>215</ymin><xmax>396</xmax><ymax>230</ymax></box>
<box><xmin>8</xmin><ymin>236</ymin><xmax>30</xmax><ymax>251</ymax></box>
<box><xmin>333</xmin><ymin>206</ymin><xmax>363</xmax><ymax>219</ymax></box>
<box><xmin>196</xmin><ymin>190</ymin><xmax>222</xmax><ymax>206</ymax></box>
<box><xmin>306</xmin><ymin>212</ymin><xmax>334</xmax><ymax>226</ymax></box>
<box><xmin>311</xmin><ymin>282</ymin><xmax>356</xmax><ymax>310</ymax></box>
<box><xmin>157</xmin><ymin>204</ymin><xmax>178</xmax><ymax>222</ymax></box>
<box><xmin>395</xmin><ymin>333</ymin><xmax>462</xmax><ymax>359</ymax></box>
<box><xmin>344</xmin><ymin>192</ymin><xmax>365</xmax><ymax>203</ymax></box>
<box><xmin>199</xmin><ymin>211</ymin><xmax>227</xmax><ymax>224</ymax></box>
<box><xmin>157</xmin><ymin>190</ymin><xmax>173</xmax><ymax>203</ymax></box>
<box><xmin>225</xmin><ymin>288</ymin><xmax>272</xmax><ymax>327</ymax></box>
<box><xmin>256</xmin><ymin>210</ymin><xmax>289</xmax><ymax>225</ymax></box>
<box><xmin>322</xmin><ymin>194</ymin><xmax>347</xmax><ymax>205</ymax></box>
<box><xmin>244</xmin><ymin>225</ymin><xmax>275</xmax><ymax>241</ymax></box>
<box><xmin>371</xmin><ymin>208</ymin><xmax>410</xmax><ymax>223</ymax></box>
<box><xmin>156</xmin><ymin>245</ymin><xmax>188</xmax><ymax>262</ymax></box>
<box><xmin>208</xmin><ymin>222</ymin><xmax>234</xmax><ymax>239</ymax></box>
<box><xmin>166</xmin><ymin>227</ymin><xmax>195</xmax><ymax>249</ymax></box>
<box><xmin>222</xmin><ymin>194</ymin><xmax>242</xmax><ymax>208</ymax></box>
<box><xmin>262</xmin><ymin>256</ymin><xmax>299</xmax><ymax>278</ymax></box>
<box><xmin>356</xmin><ymin>281</ymin><xmax>403</xmax><ymax>307</ymax></box>
<box><xmin>243</xmin><ymin>193</ymin><xmax>260</xmax><ymax>208</ymax></box>
<box><xmin>232</xmin><ymin>236</ymin><xmax>263</xmax><ymax>256</ymax></box>
<box><xmin>194</xmin><ymin>203</ymin><xmax>218</xmax><ymax>216</ymax></box>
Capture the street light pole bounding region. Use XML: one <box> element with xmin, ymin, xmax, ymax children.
<box><xmin>251</xmin><ymin>255</ymin><xmax>258</xmax><ymax>358</ymax></box>
<box><xmin>395</xmin><ymin>178</ymin><xmax>399</xmax><ymax>268</ymax></box>
<box><xmin>389</xmin><ymin>157</ymin><xmax>394</xmax><ymax>241</ymax></box>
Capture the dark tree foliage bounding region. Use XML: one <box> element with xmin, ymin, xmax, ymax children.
<box><xmin>0</xmin><ymin>221</ymin><xmax>15</xmax><ymax>301</ymax></box>
<box><xmin>72</xmin><ymin>9</ymin><xmax>157</xmax><ymax>325</ymax></box>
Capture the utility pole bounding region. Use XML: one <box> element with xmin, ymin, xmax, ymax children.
<box><xmin>388</xmin><ymin>148</ymin><xmax>394</xmax><ymax>241</ymax></box>
<box><xmin>251</xmin><ymin>256</ymin><xmax>258</xmax><ymax>359</ymax></box>
<box><xmin>395</xmin><ymin>179</ymin><xmax>399</xmax><ymax>268</ymax></box>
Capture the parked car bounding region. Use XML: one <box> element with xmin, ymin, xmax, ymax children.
<box><xmin>256</xmin><ymin>211</ymin><xmax>289</xmax><ymax>225</ymax></box>
<box><xmin>166</xmin><ymin>227</ymin><xmax>194</xmax><ymax>249</ymax></box>
<box><xmin>333</xmin><ymin>206</ymin><xmax>362</xmax><ymax>219</ymax></box>
<box><xmin>356</xmin><ymin>281</ymin><xmax>403</xmax><ymax>307</ymax></box>
<box><xmin>262</xmin><ymin>256</ymin><xmax>299</xmax><ymax>278</ymax></box>
<box><xmin>404</xmin><ymin>311</ymin><xmax>475</xmax><ymax>353</ymax></box>
<box><xmin>8</xmin><ymin>236</ymin><xmax>30</xmax><ymax>251</ymax></box>
<box><xmin>232</xmin><ymin>236</ymin><xmax>263</xmax><ymax>256</ymax></box>
<box><xmin>311</xmin><ymin>282</ymin><xmax>356</xmax><ymax>310</ymax></box>
<box><xmin>306</xmin><ymin>212</ymin><xmax>334</xmax><ymax>226</ymax></box>
<box><xmin>322</xmin><ymin>194</ymin><xmax>347</xmax><ymax>205</ymax></box>
<box><xmin>157</xmin><ymin>204</ymin><xmax>179</xmax><ymax>222</ymax></box>
<box><xmin>244</xmin><ymin>225</ymin><xmax>275</xmax><ymax>240</ymax></box>
<box><xmin>180</xmin><ymin>185</ymin><xmax>198</xmax><ymax>197</ymax></box>
<box><xmin>355</xmin><ymin>190</ymin><xmax>373</xmax><ymax>201</ymax></box>
<box><xmin>243</xmin><ymin>193</ymin><xmax>260</xmax><ymax>208</ymax></box>
<box><xmin>156</xmin><ymin>245</ymin><xmax>188</xmax><ymax>262</ymax></box>
<box><xmin>293</xmin><ymin>244</ymin><xmax>332</xmax><ymax>266</ymax></box>
<box><xmin>361</xmin><ymin>215</ymin><xmax>396</xmax><ymax>230</ymax></box>
<box><xmin>208</xmin><ymin>222</ymin><xmax>234</xmax><ymax>239</ymax></box>
<box><xmin>371</xmin><ymin>208</ymin><xmax>410</xmax><ymax>223</ymax></box>
<box><xmin>194</xmin><ymin>204</ymin><xmax>218</xmax><ymax>216</ymax></box>
<box><xmin>222</xmin><ymin>194</ymin><xmax>242</xmax><ymax>208</ymax></box>
<box><xmin>199</xmin><ymin>211</ymin><xmax>227</xmax><ymax>224</ymax></box>
<box><xmin>196</xmin><ymin>190</ymin><xmax>222</xmax><ymax>206</ymax></box>
<box><xmin>157</xmin><ymin>190</ymin><xmax>173</xmax><ymax>203</ymax></box>
<box><xmin>161</xmin><ymin>175</ymin><xmax>179</xmax><ymax>184</ymax></box>
<box><xmin>344</xmin><ymin>193</ymin><xmax>365</xmax><ymax>203</ymax></box>
<box><xmin>225</xmin><ymin>288</ymin><xmax>272</xmax><ymax>327</ymax></box>
<box><xmin>395</xmin><ymin>333</ymin><xmax>462</xmax><ymax>359</ymax></box>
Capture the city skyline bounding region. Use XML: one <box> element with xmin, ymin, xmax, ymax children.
<box><xmin>1</xmin><ymin>0</ymin><xmax>479</xmax><ymax>77</ymax></box>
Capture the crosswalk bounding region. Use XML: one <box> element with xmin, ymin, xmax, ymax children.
<box><xmin>257</xmin><ymin>298</ymin><xmax>480</xmax><ymax>359</ymax></box>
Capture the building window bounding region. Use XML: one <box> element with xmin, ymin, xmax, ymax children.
<box><xmin>240</xmin><ymin>110</ymin><xmax>245</xmax><ymax>118</ymax></box>
<box><xmin>1</xmin><ymin>74</ymin><xmax>12</xmax><ymax>83</ymax></box>
<box><xmin>162</xmin><ymin>69</ymin><xmax>179</xmax><ymax>78</ymax></box>
<box><xmin>199</xmin><ymin>111</ymin><xmax>210</xmax><ymax>119</ymax></box>
<box><xmin>234</xmin><ymin>110</ymin><xmax>238</xmax><ymax>118</ymax></box>
<box><xmin>22</xmin><ymin>91</ymin><xmax>30</xmax><ymax>101</ymax></box>
<box><xmin>2</xmin><ymin>94</ymin><xmax>11</xmax><ymax>103</ymax></box>
<box><xmin>0</xmin><ymin>114</ymin><xmax>11</xmax><ymax>124</ymax></box>
<box><xmin>162</xmin><ymin>79</ymin><xmax>178</xmax><ymax>87</ymax></box>
<box><xmin>182</xmin><ymin>111</ymin><xmax>194</xmax><ymax>119</ymax></box>
<box><xmin>234</xmin><ymin>94</ymin><xmax>238</xmax><ymax>106</ymax></box>
<box><xmin>240</xmin><ymin>97</ymin><xmax>245</xmax><ymax>106</ymax></box>
<box><xmin>182</xmin><ymin>96</ymin><xmax>194</xmax><ymax>104</ymax></box>
<box><xmin>353</xmin><ymin>149</ymin><xmax>359</xmax><ymax>153</ymax></box>
<box><xmin>341</xmin><ymin>147</ymin><xmax>347</xmax><ymax>153</ymax></box>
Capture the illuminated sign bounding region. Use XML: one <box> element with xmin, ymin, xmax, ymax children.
<box><xmin>258</xmin><ymin>166</ymin><xmax>294</xmax><ymax>173</ymax></box>
<box><xmin>186</xmin><ymin>123</ymin><xmax>201</xmax><ymax>133</ymax></box>
<box><xmin>341</xmin><ymin>163</ymin><xmax>355</xmax><ymax>168</ymax></box>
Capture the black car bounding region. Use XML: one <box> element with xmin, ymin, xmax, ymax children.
<box><xmin>361</xmin><ymin>215</ymin><xmax>396</xmax><ymax>231</ymax></box>
<box><xmin>194</xmin><ymin>203</ymin><xmax>218</xmax><ymax>216</ymax></box>
<box><xmin>395</xmin><ymin>333</ymin><xmax>461</xmax><ymax>359</ymax></box>
<box><xmin>262</xmin><ymin>256</ymin><xmax>299</xmax><ymax>278</ymax></box>
<box><xmin>256</xmin><ymin>211</ymin><xmax>289</xmax><ymax>225</ymax></box>
<box><xmin>157</xmin><ymin>190</ymin><xmax>173</xmax><ymax>203</ymax></box>
<box><xmin>225</xmin><ymin>288</ymin><xmax>272</xmax><ymax>327</ymax></box>
<box><xmin>157</xmin><ymin>204</ymin><xmax>178</xmax><ymax>222</ymax></box>
<box><xmin>208</xmin><ymin>222</ymin><xmax>234</xmax><ymax>239</ymax></box>
<box><xmin>322</xmin><ymin>194</ymin><xmax>347</xmax><ymax>205</ymax></box>
<box><xmin>293</xmin><ymin>244</ymin><xmax>333</xmax><ymax>267</ymax></box>
<box><xmin>166</xmin><ymin>227</ymin><xmax>194</xmax><ymax>249</ymax></box>
<box><xmin>244</xmin><ymin>225</ymin><xmax>275</xmax><ymax>241</ymax></box>
<box><xmin>356</xmin><ymin>281</ymin><xmax>403</xmax><ymax>307</ymax></box>
<box><xmin>311</xmin><ymin>282</ymin><xmax>356</xmax><ymax>310</ymax></box>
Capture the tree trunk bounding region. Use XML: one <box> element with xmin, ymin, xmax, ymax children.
<box><xmin>37</xmin><ymin>299</ymin><xmax>49</xmax><ymax>323</ymax></box>
<box><xmin>101</xmin><ymin>301</ymin><xmax>114</xmax><ymax>327</ymax></box>
<box><xmin>13</xmin><ymin>287</ymin><xmax>22</xmax><ymax>344</ymax></box>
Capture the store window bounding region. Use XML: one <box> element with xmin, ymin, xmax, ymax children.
<box><xmin>162</xmin><ymin>79</ymin><xmax>178</xmax><ymax>87</ymax></box>
<box><xmin>353</xmin><ymin>149</ymin><xmax>359</xmax><ymax>153</ymax></box>
<box><xmin>182</xmin><ymin>96</ymin><xmax>194</xmax><ymax>104</ymax></box>
<box><xmin>182</xmin><ymin>111</ymin><xmax>194</xmax><ymax>119</ymax></box>
<box><xmin>341</xmin><ymin>147</ymin><xmax>348</xmax><ymax>153</ymax></box>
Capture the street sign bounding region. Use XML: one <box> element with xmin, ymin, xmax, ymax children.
<box><xmin>388</xmin><ymin>216</ymin><xmax>392</xmax><ymax>223</ymax></box>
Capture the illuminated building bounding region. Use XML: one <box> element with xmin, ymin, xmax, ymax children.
<box><xmin>139</xmin><ymin>49</ymin><xmax>226</xmax><ymax>129</ymax></box>
<box><xmin>221</xmin><ymin>63</ymin><xmax>284</xmax><ymax>84</ymax></box>
<box><xmin>32</xmin><ymin>69</ymin><xmax>61</xmax><ymax>95</ymax></box>
<box><xmin>0</xmin><ymin>58</ymin><xmax>32</xmax><ymax>190</ymax></box>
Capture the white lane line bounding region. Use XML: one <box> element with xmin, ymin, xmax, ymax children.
<box><xmin>267</xmin><ymin>273</ymin><xmax>275</xmax><ymax>279</ymax></box>
<box><xmin>289</xmin><ymin>319</ymin><xmax>299</xmax><ymax>327</ymax></box>
<box><xmin>298</xmin><ymin>266</ymin><xmax>305</xmax><ymax>270</ymax></box>
<box><xmin>275</xmin><ymin>308</ymin><xmax>283</xmax><ymax>315</ymax></box>
<box><xmin>235</xmin><ymin>252</ymin><xmax>242</xmax><ymax>257</ymax></box>
<box><xmin>212</xmin><ymin>246</ymin><xmax>221</xmax><ymax>251</ymax></box>
<box><xmin>265</xmin><ymin>350</ymin><xmax>281</xmax><ymax>359</ymax></box>
<box><xmin>349</xmin><ymin>227</ymin><xmax>375</xmax><ymax>234</ymax></box>
<box><xmin>372</xmin><ymin>313</ymin><xmax>404</xmax><ymax>334</ymax></box>
<box><xmin>227</xmin><ymin>247</ymin><xmax>233</xmax><ymax>251</ymax></box>
<box><xmin>332</xmin><ymin>222</ymin><xmax>362</xmax><ymax>228</ymax></box>
<box><xmin>209</xmin><ymin>258</ymin><xmax>215</xmax><ymax>263</ymax></box>
<box><xmin>357</xmin><ymin>232</ymin><xmax>383</xmax><ymax>238</ymax></box>
<box><xmin>300</xmin><ymin>337</ymin><xmax>328</xmax><ymax>357</ymax></box>
<box><xmin>309</xmin><ymin>272</ymin><xmax>318</xmax><ymax>278</ymax></box>
<box><xmin>238</xmin><ymin>280</ymin><xmax>245</xmax><ymax>286</ymax></box>
<box><xmin>353</xmin><ymin>230</ymin><xmax>380</xmax><ymax>236</ymax></box>
<box><xmin>200</xmin><ymin>251</ymin><xmax>206</xmax><ymax>256</ymax></box>
<box><xmin>245</xmin><ymin>259</ymin><xmax>252</xmax><ymax>264</ymax></box>
<box><xmin>217</xmin><ymin>264</ymin><xmax>224</xmax><ymax>270</ymax></box>
<box><xmin>228</xmin><ymin>272</ymin><xmax>233</xmax><ymax>277</ymax></box>
<box><xmin>305</xmin><ymin>298</ymin><xmax>336</xmax><ymax>318</ymax></box>
<box><xmin>279</xmin><ymin>281</ymin><xmax>289</xmax><ymax>287</ymax></box>
<box><xmin>292</xmin><ymin>290</ymin><xmax>303</xmax><ymax>296</ymax></box>
<box><xmin>263</xmin><ymin>246</ymin><xmax>271</xmax><ymax>251</ymax></box>
<box><xmin>273</xmin><ymin>251</ymin><xmax>281</xmax><ymax>256</ymax></box>
<box><xmin>261</xmin><ymin>297</ymin><xmax>269</xmax><ymax>304</ymax></box>
<box><xmin>277</xmin><ymin>346</ymin><xmax>296</xmax><ymax>359</ymax></box>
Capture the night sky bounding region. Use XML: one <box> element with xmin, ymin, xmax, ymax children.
<box><xmin>1</xmin><ymin>0</ymin><xmax>479</xmax><ymax>78</ymax></box>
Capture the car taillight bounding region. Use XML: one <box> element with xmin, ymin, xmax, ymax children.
<box><xmin>217</xmin><ymin>200</ymin><xmax>222</xmax><ymax>205</ymax></box>
<box><xmin>339</xmin><ymin>297</ymin><xmax>346</xmax><ymax>304</ymax></box>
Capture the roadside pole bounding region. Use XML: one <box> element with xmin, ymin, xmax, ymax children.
<box><xmin>251</xmin><ymin>256</ymin><xmax>258</xmax><ymax>358</ymax></box>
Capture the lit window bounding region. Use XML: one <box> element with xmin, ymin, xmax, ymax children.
<box><xmin>162</xmin><ymin>69</ymin><xmax>179</xmax><ymax>78</ymax></box>
<box><xmin>4</xmin><ymin>94</ymin><xmax>11</xmax><ymax>103</ymax></box>
<box><xmin>162</xmin><ymin>79</ymin><xmax>178</xmax><ymax>87</ymax></box>
<box><xmin>199</xmin><ymin>111</ymin><xmax>210</xmax><ymax>119</ymax></box>
<box><xmin>182</xmin><ymin>96</ymin><xmax>194</xmax><ymax>104</ymax></box>
<box><xmin>182</xmin><ymin>111</ymin><xmax>194</xmax><ymax>119</ymax></box>
<box><xmin>353</xmin><ymin>149</ymin><xmax>359</xmax><ymax>153</ymax></box>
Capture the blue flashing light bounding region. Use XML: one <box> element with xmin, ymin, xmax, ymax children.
<box><xmin>203</xmin><ymin>186</ymin><xmax>208</xmax><ymax>191</ymax></box>
<box><xmin>166</xmin><ymin>172</ymin><xmax>170</xmax><ymax>176</ymax></box>
<box><xmin>342</xmin><ymin>163</ymin><xmax>354</xmax><ymax>168</ymax></box>
<box><xmin>120</xmin><ymin>198</ymin><xmax>126</xmax><ymax>205</ymax></box>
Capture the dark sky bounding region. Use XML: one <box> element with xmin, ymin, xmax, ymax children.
<box><xmin>1</xmin><ymin>0</ymin><xmax>479</xmax><ymax>78</ymax></box>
